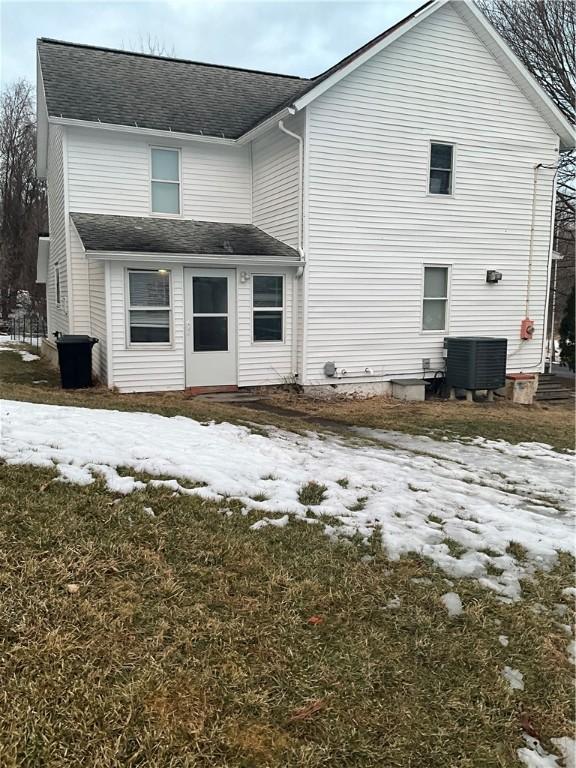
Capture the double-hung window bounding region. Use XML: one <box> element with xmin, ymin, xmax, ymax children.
<box><xmin>422</xmin><ymin>266</ymin><xmax>449</xmax><ymax>331</ymax></box>
<box><xmin>128</xmin><ymin>269</ymin><xmax>171</xmax><ymax>344</ymax></box>
<box><xmin>151</xmin><ymin>148</ymin><xmax>180</xmax><ymax>214</ymax></box>
<box><xmin>429</xmin><ymin>143</ymin><xmax>454</xmax><ymax>195</ymax></box>
<box><xmin>252</xmin><ymin>275</ymin><xmax>284</xmax><ymax>342</ymax></box>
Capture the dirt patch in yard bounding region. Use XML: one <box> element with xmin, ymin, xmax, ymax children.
<box><xmin>260</xmin><ymin>390</ymin><xmax>575</xmax><ymax>453</ymax></box>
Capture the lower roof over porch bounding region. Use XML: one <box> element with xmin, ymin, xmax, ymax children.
<box><xmin>70</xmin><ymin>212</ymin><xmax>303</xmax><ymax>266</ymax></box>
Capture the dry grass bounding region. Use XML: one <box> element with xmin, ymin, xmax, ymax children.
<box><xmin>0</xmin><ymin>346</ymin><xmax>573</xmax><ymax>452</ymax></box>
<box><xmin>264</xmin><ymin>390</ymin><xmax>575</xmax><ymax>453</ymax></box>
<box><xmin>0</xmin><ymin>463</ymin><xmax>574</xmax><ymax>767</ymax></box>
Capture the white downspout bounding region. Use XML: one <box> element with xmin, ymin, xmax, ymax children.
<box><xmin>278</xmin><ymin>113</ymin><xmax>305</xmax><ymax>382</ymax></box>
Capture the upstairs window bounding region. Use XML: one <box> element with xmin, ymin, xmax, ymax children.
<box><xmin>151</xmin><ymin>148</ymin><xmax>180</xmax><ymax>214</ymax></box>
<box><xmin>422</xmin><ymin>266</ymin><xmax>449</xmax><ymax>331</ymax></box>
<box><xmin>128</xmin><ymin>269</ymin><xmax>171</xmax><ymax>343</ymax></box>
<box><xmin>429</xmin><ymin>143</ymin><xmax>453</xmax><ymax>195</ymax></box>
<box><xmin>253</xmin><ymin>275</ymin><xmax>284</xmax><ymax>342</ymax></box>
<box><xmin>55</xmin><ymin>262</ymin><xmax>61</xmax><ymax>305</ymax></box>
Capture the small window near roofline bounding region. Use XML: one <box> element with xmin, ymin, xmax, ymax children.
<box><xmin>151</xmin><ymin>148</ymin><xmax>180</xmax><ymax>214</ymax></box>
<box><xmin>429</xmin><ymin>143</ymin><xmax>454</xmax><ymax>195</ymax></box>
<box><xmin>127</xmin><ymin>269</ymin><xmax>171</xmax><ymax>344</ymax></box>
<box><xmin>252</xmin><ymin>275</ymin><xmax>284</xmax><ymax>342</ymax></box>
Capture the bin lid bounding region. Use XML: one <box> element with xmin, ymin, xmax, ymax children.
<box><xmin>56</xmin><ymin>335</ymin><xmax>98</xmax><ymax>345</ymax></box>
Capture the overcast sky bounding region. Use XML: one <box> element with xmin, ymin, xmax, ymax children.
<box><xmin>1</xmin><ymin>0</ymin><xmax>422</xmax><ymax>88</ymax></box>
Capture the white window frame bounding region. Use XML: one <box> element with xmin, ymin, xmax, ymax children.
<box><xmin>427</xmin><ymin>141</ymin><xmax>455</xmax><ymax>197</ymax></box>
<box><xmin>55</xmin><ymin>262</ymin><xmax>61</xmax><ymax>306</ymax></box>
<box><xmin>125</xmin><ymin>268</ymin><xmax>173</xmax><ymax>348</ymax></box>
<box><xmin>421</xmin><ymin>264</ymin><xmax>451</xmax><ymax>334</ymax></box>
<box><xmin>251</xmin><ymin>273</ymin><xmax>285</xmax><ymax>344</ymax></box>
<box><xmin>149</xmin><ymin>147</ymin><xmax>182</xmax><ymax>217</ymax></box>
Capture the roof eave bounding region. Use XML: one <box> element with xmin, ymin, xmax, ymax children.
<box><xmin>49</xmin><ymin>116</ymin><xmax>239</xmax><ymax>145</ymax></box>
<box><xmin>84</xmin><ymin>249</ymin><xmax>303</xmax><ymax>266</ymax></box>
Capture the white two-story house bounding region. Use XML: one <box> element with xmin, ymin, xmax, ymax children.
<box><xmin>36</xmin><ymin>0</ymin><xmax>574</xmax><ymax>394</ymax></box>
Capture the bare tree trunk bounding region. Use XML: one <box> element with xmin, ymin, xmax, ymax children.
<box><xmin>0</xmin><ymin>80</ymin><xmax>47</xmax><ymax>320</ymax></box>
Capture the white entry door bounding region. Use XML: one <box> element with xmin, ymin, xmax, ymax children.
<box><xmin>184</xmin><ymin>268</ymin><xmax>237</xmax><ymax>387</ymax></box>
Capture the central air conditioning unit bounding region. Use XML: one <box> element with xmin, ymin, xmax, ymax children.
<box><xmin>444</xmin><ymin>337</ymin><xmax>507</xmax><ymax>390</ymax></box>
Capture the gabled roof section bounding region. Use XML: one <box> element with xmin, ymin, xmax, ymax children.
<box><xmin>280</xmin><ymin>0</ymin><xmax>573</xmax><ymax>149</ymax></box>
<box><xmin>70</xmin><ymin>213</ymin><xmax>301</xmax><ymax>262</ymax></box>
<box><xmin>37</xmin><ymin>39</ymin><xmax>310</xmax><ymax>140</ymax></box>
<box><xmin>37</xmin><ymin>0</ymin><xmax>574</xmax><ymax>148</ymax></box>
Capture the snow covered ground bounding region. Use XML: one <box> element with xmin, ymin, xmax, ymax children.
<box><xmin>0</xmin><ymin>399</ymin><xmax>574</xmax><ymax>601</ymax></box>
<box><xmin>0</xmin><ymin>335</ymin><xmax>40</xmax><ymax>361</ymax></box>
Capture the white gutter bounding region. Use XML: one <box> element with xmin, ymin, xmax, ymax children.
<box><xmin>238</xmin><ymin>106</ymin><xmax>294</xmax><ymax>145</ymax></box>
<box><xmin>49</xmin><ymin>116</ymin><xmax>237</xmax><ymax>146</ymax></box>
<box><xmin>278</xmin><ymin>114</ymin><xmax>306</xmax><ymax>380</ymax></box>
<box><xmin>84</xmin><ymin>250</ymin><xmax>303</xmax><ymax>266</ymax></box>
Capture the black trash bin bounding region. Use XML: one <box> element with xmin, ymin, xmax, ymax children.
<box><xmin>56</xmin><ymin>335</ymin><xmax>99</xmax><ymax>389</ymax></box>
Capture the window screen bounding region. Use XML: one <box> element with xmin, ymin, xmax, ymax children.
<box><xmin>253</xmin><ymin>275</ymin><xmax>283</xmax><ymax>342</ymax></box>
<box><xmin>151</xmin><ymin>148</ymin><xmax>180</xmax><ymax>214</ymax></box>
<box><xmin>128</xmin><ymin>270</ymin><xmax>171</xmax><ymax>343</ymax></box>
<box><xmin>423</xmin><ymin>266</ymin><xmax>448</xmax><ymax>331</ymax></box>
<box><xmin>429</xmin><ymin>143</ymin><xmax>453</xmax><ymax>195</ymax></box>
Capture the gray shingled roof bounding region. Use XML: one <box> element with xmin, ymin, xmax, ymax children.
<box><xmin>38</xmin><ymin>4</ymin><xmax>435</xmax><ymax>139</ymax></box>
<box><xmin>38</xmin><ymin>39</ymin><xmax>311</xmax><ymax>139</ymax></box>
<box><xmin>70</xmin><ymin>213</ymin><xmax>301</xmax><ymax>261</ymax></box>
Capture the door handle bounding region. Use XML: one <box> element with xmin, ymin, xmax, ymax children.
<box><xmin>186</xmin><ymin>321</ymin><xmax>191</xmax><ymax>336</ymax></box>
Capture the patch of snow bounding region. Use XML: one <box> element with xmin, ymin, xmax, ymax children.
<box><xmin>143</xmin><ymin>507</ymin><xmax>155</xmax><ymax>518</ymax></box>
<box><xmin>385</xmin><ymin>595</ymin><xmax>401</xmax><ymax>610</ymax></box>
<box><xmin>0</xmin><ymin>399</ymin><xmax>574</xmax><ymax>600</ymax></box>
<box><xmin>502</xmin><ymin>665</ymin><xmax>524</xmax><ymax>690</ymax></box>
<box><xmin>562</xmin><ymin>587</ymin><xmax>576</xmax><ymax>599</ymax></box>
<box><xmin>498</xmin><ymin>635</ymin><xmax>509</xmax><ymax>647</ymax></box>
<box><xmin>250</xmin><ymin>514</ymin><xmax>290</xmax><ymax>531</ymax></box>
<box><xmin>567</xmin><ymin>639</ymin><xmax>575</xmax><ymax>665</ymax></box>
<box><xmin>441</xmin><ymin>591</ymin><xmax>463</xmax><ymax>617</ymax></box>
<box><xmin>518</xmin><ymin>733</ymin><xmax>569</xmax><ymax>768</ymax></box>
<box><xmin>0</xmin><ymin>345</ymin><xmax>39</xmax><ymax>362</ymax></box>
<box><xmin>550</xmin><ymin>737</ymin><xmax>575</xmax><ymax>767</ymax></box>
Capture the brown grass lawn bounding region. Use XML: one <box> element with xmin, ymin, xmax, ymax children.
<box><xmin>0</xmin><ymin>346</ymin><xmax>574</xmax><ymax>766</ymax></box>
<box><xmin>0</xmin><ymin>463</ymin><xmax>574</xmax><ymax>768</ymax></box>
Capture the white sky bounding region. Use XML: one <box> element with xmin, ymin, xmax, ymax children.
<box><xmin>1</xmin><ymin>0</ymin><xmax>423</xmax><ymax>88</ymax></box>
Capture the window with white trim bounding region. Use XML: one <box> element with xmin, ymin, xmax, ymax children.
<box><xmin>128</xmin><ymin>269</ymin><xmax>171</xmax><ymax>343</ymax></box>
<box><xmin>55</xmin><ymin>262</ymin><xmax>61</xmax><ymax>305</ymax></box>
<box><xmin>422</xmin><ymin>266</ymin><xmax>449</xmax><ymax>331</ymax></box>
<box><xmin>252</xmin><ymin>275</ymin><xmax>284</xmax><ymax>342</ymax></box>
<box><xmin>429</xmin><ymin>143</ymin><xmax>453</xmax><ymax>195</ymax></box>
<box><xmin>151</xmin><ymin>148</ymin><xmax>180</xmax><ymax>214</ymax></box>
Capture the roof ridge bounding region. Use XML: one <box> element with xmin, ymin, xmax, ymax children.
<box><xmin>37</xmin><ymin>37</ymin><xmax>310</xmax><ymax>82</ymax></box>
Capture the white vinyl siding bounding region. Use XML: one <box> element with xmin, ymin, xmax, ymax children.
<box><xmin>251</xmin><ymin>114</ymin><xmax>303</xmax><ymax>249</ymax></box>
<box><xmin>238</xmin><ymin>270</ymin><xmax>294</xmax><ymax>386</ymax></box>
<box><xmin>88</xmin><ymin>260</ymin><xmax>107</xmax><ymax>381</ymax></box>
<box><xmin>45</xmin><ymin>124</ymin><xmax>69</xmax><ymax>336</ymax></box>
<box><xmin>303</xmin><ymin>3</ymin><xmax>558</xmax><ymax>385</ymax></box>
<box><xmin>108</xmin><ymin>262</ymin><xmax>185</xmax><ymax>393</ymax></box>
<box><xmin>67</xmin><ymin>127</ymin><xmax>251</xmax><ymax>222</ymax></box>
